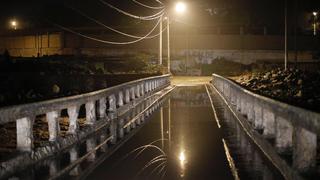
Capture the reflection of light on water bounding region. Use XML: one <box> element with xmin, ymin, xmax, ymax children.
<box><xmin>178</xmin><ymin>150</ymin><xmax>187</xmax><ymax>177</ymax></box>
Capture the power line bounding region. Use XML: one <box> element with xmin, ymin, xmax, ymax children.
<box><xmin>155</xmin><ymin>0</ymin><xmax>164</xmax><ymax>5</ymax></box>
<box><xmin>98</xmin><ymin>0</ymin><xmax>164</xmax><ymax>20</ymax></box>
<box><xmin>67</xmin><ymin>5</ymin><xmax>166</xmax><ymax>39</ymax></box>
<box><xmin>131</xmin><ymin>0</ymin><xmax>165</xmax><ymax>10</ymax></box>
<box><xmin>50</xmin><ymin>18</ymin><xmax>162</xmax><ymax>45</ymax></box>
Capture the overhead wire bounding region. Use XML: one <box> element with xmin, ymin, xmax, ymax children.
<box><xmin>50</xmin><ymin>17</ymin><xmax>162</xmax><ymax>45</ymax></box>
<box><xmin>66</xmin><ymin>5</ymin><xmax>166</xmax><ymax>39</ymax></box>
<box><xmin>155</xmin><ymin>0</ymin><xmax>164</xmax><ymax>5</ymax></box>
<box><xmin>131</xmin><ymin>0</ymin><xmax>164</xmax><ymax>10</ymax></box>
<box><xmin>98</xmin><ymin>0</ymin><xmax>164</xmax><ymax>20</ymax></box>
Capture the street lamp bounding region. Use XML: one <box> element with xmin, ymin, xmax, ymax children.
<box><xmin>313</xmin><ymin>11</ymin><xmax>317</xmax><ymax>36</ymax></box>
<box><xmin>175</xmin><ymin>2</ymin><xmax>187</xmax><ymax>14</ymax></box>
<box><xmin>161</xmin><ymin>2</ymin><xmax>187</xmax><ymax>74</ymax></box>
<box><xmin>10</xmin><ymin>20</ymin><xmax>18</xmax><ymax>30</ymax></box>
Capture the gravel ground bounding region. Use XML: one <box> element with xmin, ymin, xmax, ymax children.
<box><xmin>230</xmin><ymin>68</ymin><xmax>320</xmax><ymax>113</ymax></box>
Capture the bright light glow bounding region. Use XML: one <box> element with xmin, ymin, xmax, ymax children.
<box><xmin>11</xmin><ymin>21</ymin><xmax>17</xmax><ymax>26</ymax></box>
<box><xmin>10</xmin><ymin>20</ymin><xmax>17</xmax><ymax>30</ymax></box>
<box><xmin>313</xmin><ymin>11</ymin><xmax>318</xmax><ymax>16</ymax></box>
<box><xmin>179</xmin><ymin>151</ymin><xmax>186</xmax><ymax>162</ymax></box>
<box><xmin>175</xmin><ymin>2</ymin><xmax>187</xmax><ymax>14</ymax></box>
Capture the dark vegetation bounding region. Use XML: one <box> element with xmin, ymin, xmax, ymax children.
<box><xmin>232</xmin><ymin>68</ymin><xmax>320</xmax><ymax>112</ymax></box>
<box><xmin>0</xmin><ymin>53</ymin><xmax>162</xmax><ymax>107</ymax></box>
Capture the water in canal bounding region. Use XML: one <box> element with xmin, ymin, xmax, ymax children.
<box><xmin>87</xmin><ymin>85</ymin><xmax>283</xmax><ymax>180</ymax></box>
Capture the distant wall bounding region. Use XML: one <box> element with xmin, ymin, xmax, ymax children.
<box><xmin>0</xmin><ymin>33</ymin><xmax>62</xmax><ymax>57</ymax></box>
<box><xmin>172</xmin><ymin>49</ymin><xmax>314</xmax><ymax>65</ymax></box>
<box><xmin>0</xmin><ymin>32</ymin><xmax>317</xmax><ymax>64</ymax></box>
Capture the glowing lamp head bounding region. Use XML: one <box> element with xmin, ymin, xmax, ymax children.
<box><xmin>11</xmin><ymin>21</ymin><xmax>17</xmax><ymax>26</ymax></box>
<box><xmin>179</xmin><ymin>151</ymin><xmax>186</xmax><ymax>162</ymax></box>
<box><xmin>10</xmin><ymin>20</ymin><xmax>18</xmax><ymax>30</ymax></box>
<box><xmin>175</xmin><ymin>2</ymin><xmax>187</xmax><ymax>14</ymax></box>
<box><xmin>313</xmin><ymin>11</ymin><xmax>318</xmax><ymax>16</ymax></box>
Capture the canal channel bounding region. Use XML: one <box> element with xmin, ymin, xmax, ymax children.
<box><xmin>10</xmin><ymin>85</ymin><xmax>283</xmax><ymax>180</ymax></box>
<box><xmin>85</xmin><ymin>85</ymin><xmax>283</xmax><ymax>180</ymax></box>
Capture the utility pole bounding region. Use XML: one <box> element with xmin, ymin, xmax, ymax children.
<box><xmin>284</xmin><ymin>0</ymin><xmax>288</xmax><ymax>70</ymax></box>
<box><xmin>159</xmin><ymin>16</ymin><xmax>163</xmax><ymax>65</ymax></box>
<box><xmin>294</xmin><ymin>0</ymin><xmax>298</xmax><ymax>65</ymax></box>
<box><xmin>167</xmin><ymin>16</ymin><xmax>171</xmax><ymax>73</ymax></box>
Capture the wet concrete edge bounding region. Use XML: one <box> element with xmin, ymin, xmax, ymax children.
<box><xmin>207</xmin><ymin>83</ymin><xmax>304</xmax><ymax>180</ymax></box>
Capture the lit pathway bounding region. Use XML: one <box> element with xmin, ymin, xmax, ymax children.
<box><xmin>171</xmin><ymin>76</ymin><xmax>211</xmax><ymax>86</ymax></box>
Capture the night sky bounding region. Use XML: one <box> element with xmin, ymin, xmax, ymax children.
<box><xmin>0</xmin><ymin>0</ymin><xmax>320</xmax><ymax>32</ymax></box>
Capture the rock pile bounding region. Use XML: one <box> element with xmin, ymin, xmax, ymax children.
<box><xmin>233</xmin><ymin>68</ymin><xmax>320</xmax><ymax>112</ymax></box>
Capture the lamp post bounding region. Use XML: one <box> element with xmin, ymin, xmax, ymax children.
<box><xmin>313</xmin><ymin>11</ymin><xmax>317</xmax><ymax>36</ymax></box>
<box><xmin>284</xmin><ymin>0</ymin><xmax>288</xmax><ymax>70</ymax></box>
<box><xmin>162</xmin><ymin>1</ymin><xmax>186</xmax><ymax>74</ymax></box>
<box><xmin>159</xmin><ymin>16</ymin><xmax>163</xmax><ymax>65</ymax></box>
<box><xmin>167</xmin><ymin>16</ymin><xmax>171</xmax><ymax>73</ymax></box>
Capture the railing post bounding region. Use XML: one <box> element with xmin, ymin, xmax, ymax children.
<box><xmin>275</xmin><ymin>117</ymin><xmax>293</xmax><ymax>153</ymax></box>
<box><xmin>230</xmin><ymin>88</ymin><xmax>236</xmax><ymax>105</ymax></box>
<box><xmin>293</xmin><ymin>127</ymin><xmax>317</xmax><ymax>173</ymax></box>
<box><xmin>130</xmin><ymin>87</ymin><xmax>135</xmax><ymax>100</ymax></box>
<box><xmin>151</xmin><ymin>80</ymin><xmax>156</xmax><ymax>91</ymax></box>
<box><xmin>85</xmin><ymin>101</ymin><xmax>96</xmax><ymax>125</ymax></box>
<box><xmin>150</xmin><ymin>81</ymin><xmax>153</xmax><ymax>91</ymax></box>
<box><xmin>47</xmin><ymin>111</ymin><xmax>60</xmax><ymax>142</ymax></box>
<box><xmin>262</xmin><ymin>108</ymin><xmax>275</xmax><ymax>138</ymax></box>
<box><xmin>140</xmin><ymin>83</ymin><xmax>145</xmax><ymax>96</ymax></box>
<box><xmin>236</xmin><ymin>93</ymin><xmax>241</xmax><ymax>112</ymax></box>
<box><xmin>136</xmin><ymin>85</ymin><xmax>140</xmax><ymax>98</ymax></box>
<box><xmin>98</xmin><ymin>97</ymin><xmax>107</xmax><ymax>119</ymax></box>
<box><xmin>247</xmin><ymin>96</ymin><xmax>255</xmax><ymax>123</ymax></box>
<box><xmin>124</xmin><ymin>89</ymin><xmax>130</xmax><ymax>104</ymax></box>
<box><xmin>226</xmin><ymin>84</ymin><xmax>231</xmax><ymax>101</ymax></box>
<box><xmin>16</xmin><ymin>117</ymin><xmax>34</xmax><ymax>151</ymax></box>
<box><xmin>118</xmin><ymin>91</ymin><xmax>124</xmax><ymax>107</ymax></box>
<box><xmin>253</xmin><ymin>99</ymin><xmax>263</xmax><ymax>130</ymax></box>
<box><xmin>67</xmin><ymin>106</ymin><xmax>79</xmax><ymax>134</ymax></box>
<box><xmin>145</xmin><ymin>81</ymin><xmax>148</xmax><ymax>93</ymax></box>
<box><xmin>240</xmin><ymin>93</ymin><xmax>247</xmax><ymax>115</ymax></box>
<box><xmin>108</xmin><ymin>94</ymin><xmax>117</xmax><ymax>112</ymax></box>
<box><xmin>149</xmin><ymin>81</ymin><xmax>152</xmax><ymax>92</ymax></box>
<box><xmin>224</xmin><ymin>83</ymin><xmax>228</xmax><ymax>99</ymax></box>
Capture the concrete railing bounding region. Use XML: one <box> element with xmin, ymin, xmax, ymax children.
<box><xmin>212</xmin><ymin>73</ymin><xmax>319</xmax><ymax>173</ymax></box>
<box><xmin>0</xmin><ymin>74</ymin><xmax>170</xmax><ymax>152</ymax></box>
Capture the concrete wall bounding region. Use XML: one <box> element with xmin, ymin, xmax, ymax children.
<box><xmin>0</xmin><ymin>33</ymin><xmax>62</xmax><ymax>57</ymax></box>
<box><xmin>172</xmin><ymin>49</ymin><xmax>314</xmax><ymax>65</ymax></box>
<box><xmin>0</xmin><ymin>32</ymin><xmax>316</xmax><ymax>64</ymax></box>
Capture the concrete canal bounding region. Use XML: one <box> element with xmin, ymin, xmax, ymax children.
<box><xmin>85</xmin><ymin>85</ymin><xmax>283</xmax><ymax>180</ymax></box>
<box><xmin>5</xmin><ymin>79</ymin><xmax>286</xmax><ymax>180</ymax></box>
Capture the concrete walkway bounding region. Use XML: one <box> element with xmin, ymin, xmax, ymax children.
<box><xmin>171</xmin><ymin>76</ymin><xmax>211</xmax><ymax>86</ymax></box>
